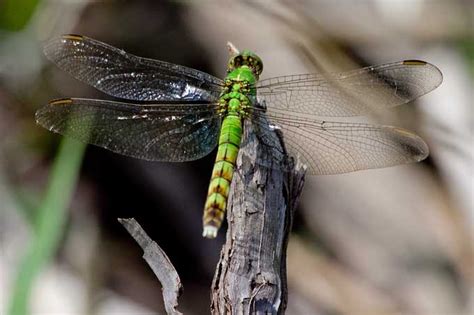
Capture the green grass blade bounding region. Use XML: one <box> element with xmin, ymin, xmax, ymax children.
<box><xmin>0</xmin><ymin>0</ymin><xmax>41</xmax><ymax>31</ymax></box>
<box><xmin>8</xmin><ymin>138</ymin><xmax>86</xmax><ymax>315</ymax></box>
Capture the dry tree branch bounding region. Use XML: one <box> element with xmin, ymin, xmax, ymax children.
<box><xmin>210</xmin><ymin>120</ymin><xmax>306</xmax><ymax>314</ymax></box>
<box><xmin>118</xmin><ymin>218</ymin><xmax>183</xmax><ymax>315</ymax></box>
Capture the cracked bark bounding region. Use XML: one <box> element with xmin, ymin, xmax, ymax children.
<box><xmin>210</xmin><ymin>120</ymin><xmax>306</xmax><ymax>314</ymax></box>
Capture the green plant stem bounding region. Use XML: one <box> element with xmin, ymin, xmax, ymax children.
<box><xmin>0</xmin><ymin>0</ymin><xmax>40</xmax><ymax>31</ymax></box>
<box><xmin>8</xmin><ymin>138</ymin><xmax>86</xmax><ymax>315</ymax></box>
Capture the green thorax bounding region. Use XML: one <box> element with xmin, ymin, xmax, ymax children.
<box><xmin>218</xmin><ymin>49</ymin><xmax>263</xmax><ymax>112</ymax></box>
<box><xmin>226</xmin><ymin>67</ymin><xmax>257</xmax><ymax>87</ymax></box>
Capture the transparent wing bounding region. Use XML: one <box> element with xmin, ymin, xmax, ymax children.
<box><xmin>252</xmin><ymin>110</ymin><xmax>428</xmax><ymax>175</ymax></box>
<box><xmin>44</xmin><ymin>34</ymin><xmax>224</xmax><ymax>102</ymax></box>
<box><xmin>36</xmin><ymin>98</ymin><xmax>221</xmax><ymax>162</ymax></box>
<box><xmin>257</xmin><ymin>60</ymin><xmax>442</xmax><ymax>117</ymax></box>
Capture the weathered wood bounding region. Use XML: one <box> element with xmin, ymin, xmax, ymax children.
<box><xmin>119</xmin><ymin>116</ymin><xmax>305</xmax><ymax>315</ymax></box>
<box><xmin>118</xmin><ymin>218</ymin><xmax>183</xmax><ymax>315</ymax></box>
<box><xmin>210</xmin><ymin>120</ymin><xmax>306</xmax><ymax>314</ymax></box>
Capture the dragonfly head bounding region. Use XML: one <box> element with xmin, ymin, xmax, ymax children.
<box><xmin>228</xmin><ymin>50</ymin><xmax>263</xmax><ymax>78</ymax></box>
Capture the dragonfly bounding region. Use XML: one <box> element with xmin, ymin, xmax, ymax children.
<box><xmin>36</xmin><ymin>34</ymin><xmax>442</xmax><ymax>238</ymax></box>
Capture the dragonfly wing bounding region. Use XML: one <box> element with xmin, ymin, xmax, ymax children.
<box><xmin>257</xmin><ymin>60</ymin><xmax>442</xmax><ymax>117</ymax></box>
<box><xmin>36</xmin><ymin>98</ymin><xmax>221</xmax><ymax>162</ymax></box>
<box><xmin>252</xmin><ymin>111</ymin><xmax>428</xmax><ymax>175</ymax></box>
<box><xmin>44</xmin><ymin>35</ymin><xmax>224</xmax><ymax>102</ymax></box>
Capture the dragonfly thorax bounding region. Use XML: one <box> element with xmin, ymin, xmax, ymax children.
<box><xmin>226</xmin><ymin>67</ymin><xmax>257</xmax><ymax>87</ymax></box>
<box><xmin>228</xmin><ymin>98</ymin><xmax>241</xmax><ymax>112</ymax></box>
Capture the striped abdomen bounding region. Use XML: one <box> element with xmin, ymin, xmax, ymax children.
<box><xmin>202</xmin><ymin>113</ymin><xmax>242</xmax><ymax>238</ymax></box>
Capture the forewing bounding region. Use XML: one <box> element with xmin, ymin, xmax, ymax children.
<box><xmin>36</xmin><ymin>98</ymin><xmax>221</xmax><ymax>162</ymax></box>
<box><xmin>252</xmin><ymin>111</ymin><xmax>429</xmax><ymax>175</ymax></box>
<box><xmin>44</xmin><ymin>35</ymin><xmax>224</xmax><ymax>102</ymax></box>
<box><xmin>257</xmin><ymin>60</ymin><xmax>442</xmax><ymax>117</ymax></box>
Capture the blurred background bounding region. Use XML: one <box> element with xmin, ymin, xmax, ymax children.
<box><xmin>0</xmin><ymin>0</ymin><xmax>472</xmax><ymax>314</ymax></box>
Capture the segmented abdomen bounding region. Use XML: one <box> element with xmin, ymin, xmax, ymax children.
<box><xmin>202</xmin><ymin>113</ymin><xmax>242</xmax><ymax>238</ymax></box>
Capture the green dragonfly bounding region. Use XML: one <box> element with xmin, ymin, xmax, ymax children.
<box><xmin>36</xmin><ymin>34</ymin><xmax>442</xmax><ymax>238</ymax></box>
